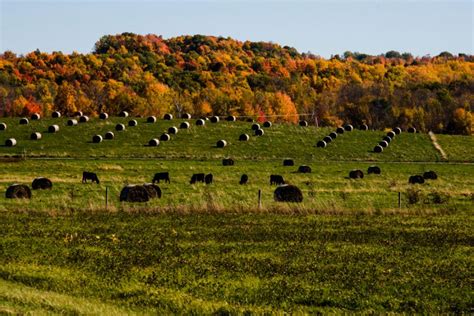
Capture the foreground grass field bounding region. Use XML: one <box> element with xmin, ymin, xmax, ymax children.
<box><xmin>1</xmin><ymin>116</ymin><xmax>473</xmax><ymax>313</ymax></box>
<box><xmin>1</xmin><ymin>212</ymin><xmax>472</xmax><ymax>314</ymax></box>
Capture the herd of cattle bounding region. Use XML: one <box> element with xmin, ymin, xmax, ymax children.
<box><xmin>4</xmin><ymin>158</ymin><xmax>438</xmax><ymax>203</ymax></box>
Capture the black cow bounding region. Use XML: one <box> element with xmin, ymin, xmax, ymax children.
<box><xmin>409</xmin><ymin>175</ymin><xmax>425</xmax><ymax>184</ymax></box>
<box><xmin>152</xmin><ymin>172</ymin><xmax>170</xmax><ymax>184</ymax></box>
<box><xmin>270</xmin><ymin>175</ymin><xmax>285</xmax><ymax>185</ymax></box>
<box><xmin>205</xmin><ymin>173</ymin><xmax>213</xmax><ymax>185</ymax></box>
<box><xmin>298</xmin><ymin>165</ymin><xmax>312</xmax><ymax>173</ymax></box>
<box><xmin>367</xmin><ymin>166</ymin><xmax>381</xmax><ymax>175</ymax></box>
<box><xmin>82</xmin><ymin>171</ymin><xmax>100</xmax><ymax>184</ymax></box>
<box><xmin>240</xmin><ymin>174</ymin><xmax>248</xmax><ymax>185</ymax></box>
<box><xmin>190</xmin><ymin>173</ymin><xmax>205</xmax><ymax>184</ymax></box>
<box><xmin>222</xmin><ymin>158</ymin><xmax>234</xmax><ymax>166</ymax></box>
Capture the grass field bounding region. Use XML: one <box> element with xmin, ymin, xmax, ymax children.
<box><xmin>0</xmin><ymin>116</ymin><xmax>473</xmax><ymax>313</ymax></box>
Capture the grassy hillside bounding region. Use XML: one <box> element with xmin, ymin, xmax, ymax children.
<box><xmin>0</xmin><ymin>117</ymin><xmax>462</xmax><ymax>162</ymax></box>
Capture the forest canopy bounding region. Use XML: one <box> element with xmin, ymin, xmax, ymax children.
<box><xmin>0</xmin><ymin>33</ymin><xmax>472</xmax><ymax>134</ymax></box>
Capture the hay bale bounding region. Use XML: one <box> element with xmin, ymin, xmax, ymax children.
<box><xmin>30</xmin><ymin>132</ymin><xmax>42</xmax><ymax>140</ymax></box>
<box><xmin>120</xmin><ymin>185</ymin><xmax>149</xmax><ymax>202</ymax></box>
<box><xmin>251</xmin><ymin>123</ymin><xmax>260</xmax><ymax>130</ymax></box>
<box><xmin>383</xmin><ymin>136</ymin><xmax>392</xmax><ymax>143</ymax></box>
<box><xmin>73</xmin><ymin>111</ymin><xmax>83</xmax><ymax>117</ymax></box>
<box><xmin>32</xmin><ymin>177</ymin><xmax>52</xmax><ymax>190</ymax></box>
<box><xmin>6</xmin><ymin>184</ymin><xmax>31</xmax><ymax>199</ymax></box>
<box><xmin>19</xmin><ymin>118</ymin><xmax>29</xmax><ymax>125</ymax></box>
<box><xmin>99</xmin><ymin>112</ymin><xmax>109</xmax><ymax>120</ymax></box>
<box><xmin>216</xmin><ymin>139</ymin><xmax>227</xmax><ymax>148</ymax></box>
<box><xmin>423</xmin><ymin>171</ymin><xmax>438</xmax><ymax>180</ymax></box>
<box><xmin>393</xmin><ymin>127</ymin><xmax>402</xmax><ymax>135</ymax></box>
<box><xmin>179</xmin><ymin>121</ymin><xmax>190</xmax><ymax>129</ymax></box>
<box><xmin>408</xmin><ymin>127</ymin><xmax>416</xmax><ymax>133</ymax></box>
<box><xmin>196</xmin><ymin>119</ymin><xmax>205</xmax><ymax>126</ymax></box>
<box><xmin>210</xmin><ymin>116</ymin><xmax>220</xmax><ymax>123</ymax></box>
<box><xmin>255</xmin><ymin>129</ymin><xmax>264</xmax><ymax>136</ymax></box>
<box><xmin>168</xmin><ymin>126</ymin><xmax>178</xmax><ymax>134</ymax></box>
<box><xmin>52</xmin><ymin>111</ymin><xmax>61</xmax><ymax>118</ymax></box>
<box><xmin>323</xmin><ymin>136</ymin><xmax>332</xmax><ymax>143</ymax></box>
<box><xmin>349</xmin><ymin>169</ymin><xmax>364</xmax><ymax>179</ymax></box>
<box><xmin>92</xmin><ymin>135</ymin><xmax>103</xmax><ymax>143</ymax></box>
<box><xmin>148</xmin><ymin>138</ymin><xmax>160</xmax><ymax>146</ymax></box>
<box><xmin>0</xmin><ymin>123</ymin><xmax>7</xmax><ymax>131</ymax></box>
<box><xmin>163</xmin><ymin>113</ymin><xmax>173</xmax><ymax>120</ymax></box>
<box><xmin>367</xmin><ymin>166</ymin><xmax>381</xmax><ymax>175</ymax></box>
<box><xmin>316</xmin><ymin>140</ymin><xmax>327</xmax><ymax>148</ymax></box>
<box><xmin>222</xmin><ymin>158</ymin><xmax>234</xmax><ymax>166</ymax></box>
<box><xmin>147</xmin><ymin>116</ymin><xmax>156</xmax><ymax>123</ymax></box>
<box><xmin>143</xmin><ymin>183</ymin><xmax>162</xmax><ymax>199</ymax></box>
<box><xmin>48</xmin><ymin>125</ymin><xmax>59</xmax><ymax>133</ymax></box>
<box><xmin>239</xmin><ymin>133</ymin><xmax>250</xmax><ymax>141</ymax></box>
<box><xmin>344</xmin><ymin>124</ymin><xmax>353</xmax><ymax>132</ymax></box>
<box><xmin>329</xmin><ymin>132</ymin><xmax>337</xmax><ymax>139</ymax></box>
<box><xmin>246</xmin><ymin>118</ymin><xmax>254</xmax><ymax>122</ymax></box>
<box><xmin>31</xmin><ymin>113</ymin><xmax>41</xmax><ymax>120</ymax></box>
<box><xmin>226</xmin><ymin>115</ymin><xmax>236</xmax><ymax>122</ymax></box>
<box><xmin>263</xmin><ymin>121</ymin><xmax>272</xmax><ymax>128</ymax></box>
<box><xmin>336</xmin><ymin>127</ymin><xmax>344</xmax><ymax>134</ymax></box>
<box><xmin>359</xmin><ymin>124</ymin><xmax>369</xmax><ymax>131</ymax></box>
<box><xmin>274</xmin><ymin>185</ymin><xmax>303</xmax><ymax>203</ymax></box>
<box><xmin>373</xmin><ymin>145</ymin><xmax>383</xmax><ymax>153</ymax></box>
<box><xmin>119</xmin><ymin>111</ymin><xmax>129</xmax><ymax>117</ymax></box>
<box><xmin>105</xmin><ymin>131</ymin><xmax>114</xmax><ymax>140</ymax></box>
<box><xmin>160</xmin><ymin>133</ymin><xmax>171</xmax><ymax>141</ymax></box>
<box><xmin>79</xmin><ymin>115</ymin><xmax>89</xmax><ymax>123</ymax></box>
<box><xmin>128</xmin><ymin>119</ymin><xmax>138</xmax><ymax>127</ymax></box>
<box><xmin>5</xmin><ymin>138</ymin><xmax>16</xmax><ymax>147</ymax></box>
<box><xmin>239</xmin><ymin>174</ymin><xmax>248</xmax><ymax>185</ymax></box>
<box><xmin>283</xmin><ymin>159</ymin><xmax>294</xmax><ymax>166</ymax></box>
<box><xmin>409</xmin><ymin>175</ymin><xmax>424</xmax><ymax>184</ymax></box>
<box><xmin>298</xmin><ymin>165</ymin><xmax>312</xmax><ymax>173</ymax></box>
<box><xmin>67</xmin><ymin>119</ymin><xmax>78</xmax><ymax>126</ymax></box>
<box><xmin>115</xmin><ymin>123</ymin><xmax>126</xmax><ymax>131</ymax></box>
<box><xmin>386</xmin><ymin>131</ymin><xmax>396</xmax><ymax>139</ymax></box>
<box><xmin>181</xmin><ymin>113</ymin><xmax>192</xmax><ymax>119</ymax></box>
<box><xmin>299</xmin><ymin>120</ymin><xmax>308</xmax><ymax>127</ymax></box>
<box><xmin>379</xmin><ymin>140</ymin><xmax>389</xmax><ymax>148</ymax></box>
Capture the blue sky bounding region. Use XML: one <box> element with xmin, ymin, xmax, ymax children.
<box><xmin>1</xmin><ymin>0</ymin><xmax>472</xmax><ymax>57</ymax></box>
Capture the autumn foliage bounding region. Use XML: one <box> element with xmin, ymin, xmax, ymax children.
<box><xmin>0</xmin><ymin>33</ymin><xmax>473</xmax><ymax>134</ymax></box>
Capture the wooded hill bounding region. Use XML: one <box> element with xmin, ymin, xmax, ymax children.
<box><xmin>0</xmin><ymin>33</ymin><xmax>472</xmax><ymax>134</ymax></box>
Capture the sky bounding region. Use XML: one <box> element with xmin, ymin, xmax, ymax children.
<box><xmin>0</xmin><ymin>0</ymin><xmax>472</xmax><ymax>58</ymax></box>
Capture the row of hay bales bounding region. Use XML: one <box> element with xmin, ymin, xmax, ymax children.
<box><xmin>373</xmin><ymin>127</ymin><xmax>401</xmax><ymax>153</ymax></box>
<box><xmin>409</xmin><ymin>171</ymin><xmax>438</xmax><ymax>184</ymax></box>
<box><xmin>3</xmin><ymin>124</ymin><xmax>61</xmax><ymax>147</ymax></box>
<box><xmin>317</xmin><ymin>124</ymin><xmax>355</xmax><ymax>148</ymax></box>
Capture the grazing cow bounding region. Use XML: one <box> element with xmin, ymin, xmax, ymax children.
<box><xmin>349</xmin><ymin>170</ymin><xmax>364</xmax><ymax>179</ymax></box>
<box><xmin>409</xmin><ymin>175</ymin><xmax>425</xmax><ymax>184</ymax></box>
<box><xmin>152</xmin><ymin>172</ymin><xmax>170</xmax><ymax>184</ymax></box>
<box><xmin>298</xmin><ymin>165</ymin><xmax>312</xmax><ymax>173</ymax></box>
<box><xmin>270</xmin><ymin>175</ymin><xmax>285</xmax><ymax>185</ymax></box>
<box><xmin>283</xmin><ymin>159</ymin><xmax>294</xmax><ymax>166</ymax></box>
<box><xmin>205</xmin><ymin>173</ymin><xmax>213</xmax><ymax>185</ymax></box>
<box><xmin>190</xmin><ymin>173</ymin><xmax>205</xmax><ymax>184</ymax></box>
<box><xmin>423</xmin><ymin>171</ymin><xmax>438</xmax><ymax>180</ymax></box>
<box><xmin>82</xmin><ymin>171</ymin><xmax>100</xmax><ymax>184</ymax></box>
<box><xmin>367</xmin><ymin>166</ymin><xmax>381</xmax><ymax>175</ymax></box>
<box><xmin>222</xmin><ymin>158</ymin><xmax>234</xmax><ymax>166</ymax></box>
<box><xmin>240</xmin><ymin>174</ymin><xmax>248</xmax><ymax>185</ymax></box>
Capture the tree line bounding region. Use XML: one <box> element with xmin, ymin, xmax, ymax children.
<box><xmin>0</xmin><ymin>33</ymin><xmax>472</xmax><ymax>134</ymax></box>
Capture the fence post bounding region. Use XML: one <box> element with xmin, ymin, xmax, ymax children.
<box><xmin>105</xmin><ymin>186</ymin><xmax>108</xmax><ymax>209</ymax></box>
<box><xmin>398</xmin><ymin>192</ymin><xmax>401</xmax><ymax>209</ymax></box>
<box><xmin>258</xmin><ymin>189</ymin><xmax>262</xmax><ymax>210</ymax></box>
<box><xmin>70</xmin><ymin>187</ymin><xmax>74</xmax><ymax>201</ymax></box>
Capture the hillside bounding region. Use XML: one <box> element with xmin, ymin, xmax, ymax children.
<box><xmin>1</xmin><ymin>33</ymin><xmax>473</xmax><ymax>135</ymax></box>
